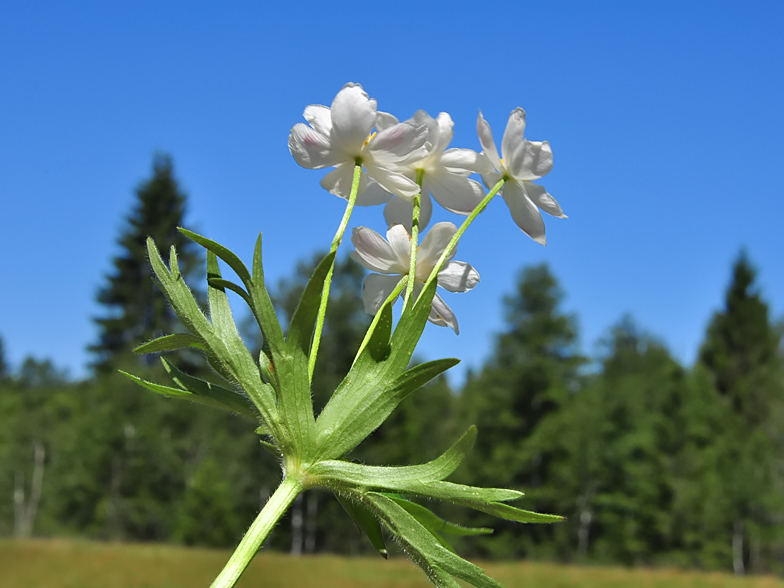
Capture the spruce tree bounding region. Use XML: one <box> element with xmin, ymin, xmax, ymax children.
<box><xmin>458</xmin><ymin>263</ymin><xmax>583</xmax><ymax>558</ymax></box>
<box><xmin>699</xmin><ymin>252</ymin><xmax>783</xmax><ymax>428</ymax></box>
<box><xmin>90</xmin><ymin>154</ymin><xmax>202</xmax><ymax>372</ymax></box>
<box><xmin>697</xmin><ymin>252</ymin><xmax>784</xmax><ymax>574</ymax></box>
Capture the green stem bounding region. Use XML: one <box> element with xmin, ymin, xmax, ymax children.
<box><xmin>309</xmin><ymin>162</ymin><xmax>363</xmax><ymax>380</ymax></box>
<box><xmin>403</xmin><ymin>169</ymin><xmax>425</xmax><ymax>309</ymax></box>
<box><xmin>423</xmin><ymin>178</ymin><xmax>506</xmax><ymax>291</ymax></box>
<box><xmin>210</xmin><ymin>477</ymin><xmax>303</xmax><ymax>588</ymax></box>
<box><xmin>353</xmin><ymin>275</ymin><xmax>407</xmax><ymax>364</ymax></box>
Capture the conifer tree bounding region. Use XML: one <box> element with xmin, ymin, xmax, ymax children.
<box><xmin>697</xmin><ymin>252</ymin><xmax>784</xmax><ymax>574</ymax></box>
<box><xmin>459</xmin><ymin>263</ymin><xmax>582</xmax><ymax>558</ymax></box>
<box><xmin>90</xmin><ymin>154</ymin><xmax>201</xmax><ymax>372</ymax></box>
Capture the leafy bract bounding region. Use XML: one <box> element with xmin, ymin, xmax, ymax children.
<box><xmin>335</xmin><ymin>492</ymin><xmax>388</xmax><ymax>559</ymax></box>
<box><xmin>119</xmin><ymin>369</ymin><xmax>257</xmax><ymax>419</ymax></box>
<box><xmin>133</xmin><ymin>333</ymin><xmax>206</xmax><ymax>354</ymax></box>
<box><xmin>365</xmin><ymin>492</ymin><xmax>504</xmax><ymax>588</ymax></box>
<box><xmin>315</xmin><ymin>280</ymin><xmax>443</xmax><ymax>460</ymax></box>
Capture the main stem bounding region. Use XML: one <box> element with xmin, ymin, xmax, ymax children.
<box><xmin>309</xmin><ymin>162</ymin><xmax>363</xmax><ymax>380</ymax></box>
<box><xmin>423</xmin><ymin>177</ymin><xmax>506</xmax><ymax>290</ymax></box>
<box><xmin>210</xmin><ymin>476</ymin><xmax>303</xmax><ymax>588</ymax></box>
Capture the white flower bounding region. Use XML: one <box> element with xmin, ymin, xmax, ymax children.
<box><xmin>360</xmin><ymin>110</ymin><xmax>491</xmax><ymax>232</ymax></box>
<box><xmin>477</xmin><ymin>108</ymin><xmax>565</xmax><ymax>245</ymax></box>
<box><xmin>288</xmin><ymin>83</ymin><xmax>428</xmax><ymax>202</ymax></box>
<box><xmin>350</xmin><ymin>222</ymin><xmax>480</xmax><ymax>334</ymax></box>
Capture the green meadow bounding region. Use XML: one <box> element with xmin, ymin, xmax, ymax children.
<box><xmin>2</xmin><ymin>540</ymin><xmax>783</xmax><ymax>588</ymax></box>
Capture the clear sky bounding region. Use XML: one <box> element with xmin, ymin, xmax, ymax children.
<box><xmin>2</xmin><ymin>1</ymin><xmax>783</xmax><ymax>384</ymax></box>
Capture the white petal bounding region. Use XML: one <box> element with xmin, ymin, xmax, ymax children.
<box><xmin>369</xmin><ymin>122</ymin><xmax>428</xmax><ymax>163</ymax></box>
<box><xmin>439</xmin><ymin>148</ymin><xmax>493</xmax><ymax>175</ymax></box>
<box><xmin>383</xmin><ymin>192</ymin><xmax>433</xmax><ymax>232</ymax></box>
<box><xmin>417</xmin><ymin>222</ymin><xmax>457</xmax><ymax>278</ymax></box>
<box><xmin>375</xmin><ymin>111</ymin><xmax>399</xmax><ymax>132</ymax></box>
<box><xmin>501</xmin><ymin>107</ymin><xmax>527</xmax><ymax>166</ymax></box>
<box><xmin>523</xmin><ymin>182</ymin><xmax>565</xmax><ymax>218</ymax></box>
<box><xmin>366</xmin><ymin>163</ymin><xmax>421</xmax><ymax>198</ymax></box>
<box><xmin>386</xmin><ymin>224</ymin><xmax>413</xmax><ymax>268</ymax></box>
<box><xmin>501</xmin><ymin>181</ymin><xmax>546</xmax><ymax>245</ymax></box>
<box><xmin>350</xmin><ymin>226</ymin><xmax>400</xmax><ymax>273</ymax></box>
<box><xmin>438</xmin><ymin>261</ymin><xmax>480</xmax><ymax>293</ymax></box>
<box><xmin>476</xmin><ymin>110</ymin><xmax>503</xmax><ymax>171</ymax></box>
<box><xmin>330</xmin><ymin>83</ymin><xmax>377</xmax><ymax>154</ymax></box>
<box><xmin>429</xmin><ymin>292</ymin><xmax>459</xmax><ymax>334</ymax></box>
<box><xmin>303</xmin><ymin>104</ymin><xmax>333</xmax><ymax>136</ymax></box>
<box><xmin>425</xmin><ymin>171</ymin><xmax>485</xmax><ymax>215</ymax></box>
<box><xmin>319</xmin><ymin>163</ymin><xmax>367</xmax><ymax>198</ymax></box>
<box><xmin>410</xmin><ymin>111</ymin><xmax>452</xmax><ymax>155</ymax></box>
<box><xmin>356</xmin><ymin>178</ymin><xmax>393</xmax><ymax>206</ymax></box>
<box><xmin>362</xmin><ymin>273</ymin><xmax>403</xmax><ymax>315</ymax></box>
<box><xmin>288</xmin><ymin>123</ymin><xmax>341</xmax><ymax>169</ymax></box>
<box><xmin>509</xmin><ymin>140</ymin><xmax>553</xmax><ymax>181</ymax></box>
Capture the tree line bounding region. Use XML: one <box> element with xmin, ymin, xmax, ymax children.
<box><xmin>1</xmin><ymin>155</ymin><xmax>782</xmax><ymax>574</ymax></box>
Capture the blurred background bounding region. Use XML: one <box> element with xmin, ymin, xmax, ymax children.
<box><xmin>1</xmin><ymin>0</ymin><xmax>783</xmax><ymax>580</ymax></box>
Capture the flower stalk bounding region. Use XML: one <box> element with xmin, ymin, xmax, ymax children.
<box><xmin>309</xmin><ymin>161</ymin><xmax>362</xmax><ymax>380</ymax></box>
<box><xmin>424</xmin><ymin>177</ymin><xmax>505</xmax><ymax>290</ymax></box>
<box><xmin>403</xmin><ymin>169</ymin><xmax>425</xmax><ymax>309</ymax></box>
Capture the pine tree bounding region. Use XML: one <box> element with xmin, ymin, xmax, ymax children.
<box><xmin>90</xmin><ymin>154</ymin><xmax>202</xmax><ymax>372</ymax></box>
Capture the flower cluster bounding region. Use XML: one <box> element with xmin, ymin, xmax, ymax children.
<box><xmin>289</xmin><ymin>83</ymin><xmax>565</xmax><ymax>333</ymax></box>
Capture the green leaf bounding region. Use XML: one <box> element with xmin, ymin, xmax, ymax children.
<box><xmin>315</xmin><ymin>280</ymin><xmax>439</xmax><ymax>460</ymax></box>
<box><xmin>206</xmin><ymin>251</ymin><xmax>242</xmax><ymax>341</ymax></box>
<box><xmin>250</xmin><ymin>232</ymin><xmax>286</xmax><ymax>354</ymax></box>
<box><xmin>287</xmin><ymin>251</ymin><xmax>336</xmax><ymax>356</ymax></box>
<box><xmin>268</xmin><ymin>251</ymin><xmax>335</xmax><ymax>459</ymax></box>
<box><xmin>146</xmin><ymin>238</ymin><xmax>279</xmax><ymax>433</ymax></box>
<box><xmin>335</xmin><ymin>493</ymin><xmax>388</xmax><ymax>559</ymax></box>
<box><xmin>160</xmin><ymin>358</ymin><xmax>262</xmax><ymax>420</ymax></box>
<box><xmin>455</xmin><ymin>500</ymin><xmax>565</xmax><ymax>524</ymax></box>
<box><xmin>365</xmin><ymin>492</ymin><xmax>504</xmax><ymax>588</ymax></box>
<box><xmin>179</xmin><ymin>228</ymin><xmax>285</xmax><ymax>357</ymax></box>
<box><xmin>386</xmin><ymin>495</ymin><xmax>493</xmax><ymax>538</ymax></box>
<box><xmin>366</xmin><ymin>302</ymin><xmax>393</xmax><ymax>362</ymax></box>
<box><xmin>120</xmin><ymin>370</ymin><xmax>257</xmax><ymax>419</ymax></box>
<box><xmin>208</xmin><ymin>277</ymin><xmax>251</xmax><ymax>306</ymax></box>
<box><xmin>312</xmin><ymin>457</ymin><xmax>521</xmax><ymax>503</ymax></box>
<box><xmin>133</xmin><ymin>333</ymin><xmax>206</xmax><ymax>354</ymax></box>
<box><xmin>316</xmin><ymin>356</ymin><xmax>458</xmax><ymax>460</ymax></box>
<box><xmin>178</xmin><ymin>227</ymin><xmax>251</xmax><ymax>283</ymax></box>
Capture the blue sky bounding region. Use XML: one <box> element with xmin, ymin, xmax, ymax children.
<box><xmin>2</xmin><ymin>1</ymin><xmax>783</xmax><ymax>384</ymax></box>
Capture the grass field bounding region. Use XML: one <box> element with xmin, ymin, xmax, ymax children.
<box><xmin>2</xmin><ymin>539</ymin><xmax>783</xmax><ymax>588</ymax></box>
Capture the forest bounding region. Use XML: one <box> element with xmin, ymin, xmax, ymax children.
<box><xmin>2</xmin><ymin>155</ymin><xmax>783</xmax><ymax>576</ymax></box>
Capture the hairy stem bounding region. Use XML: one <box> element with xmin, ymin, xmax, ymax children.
<box><xmin>309</xmin><ymin>162</ymin><xmax>362</xmax><ymax>380</ymax></box>
<box><xmin>403</xmin><ymin>169</ymin><xmax>425</xmax><ymax>308</ymax></box>
<box><xmin>210</xmin><ymin>477</ymin><xmax>303</xmax><ymax>588</ymax></box>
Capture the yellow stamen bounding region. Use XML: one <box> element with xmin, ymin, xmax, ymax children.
<box><xmin>363</xmin><ymin>131</ymin><xmax>377</xmax><ymax>147</ymax></box>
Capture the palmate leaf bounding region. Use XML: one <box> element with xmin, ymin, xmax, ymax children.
<box><xmin>145</xmin><ymin>238</ymin><xmax>278</xmax><ymax>430</ymax></box>
<box><xmin>178</xmin><ymin>228</ymin><xmax>285</xmax><ymax>356</ymax></box>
